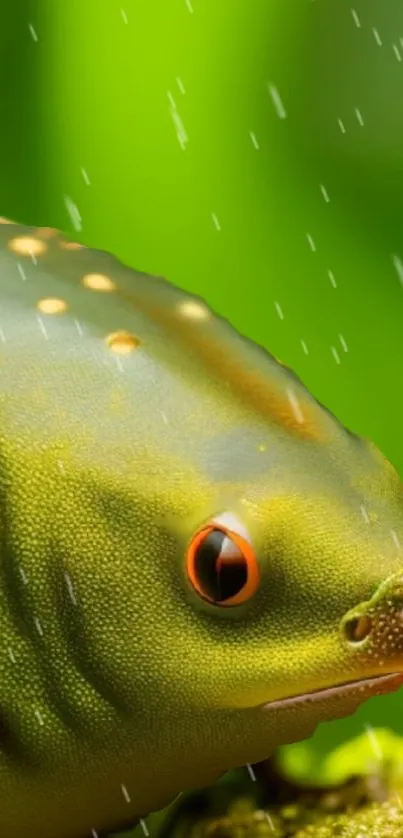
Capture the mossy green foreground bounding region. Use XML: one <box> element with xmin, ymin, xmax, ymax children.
<box><xmin>168</xmin><ymin>797</ymin><xmax>403</xmax><ymax>838</ymax></box>
<box><xmin>129</xmin><ymin>730</ymin><xmax>403</xmax><ymax>838</ymax></box>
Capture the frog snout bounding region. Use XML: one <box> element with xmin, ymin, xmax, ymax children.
<box><xmin>340</xmin><ymin>570</ymin><xmax>403</xmax><ymax>671</ymax></box>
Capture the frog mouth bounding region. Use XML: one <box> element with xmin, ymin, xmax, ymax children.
<box><xmin>261</xmin><ymin>671</ymin><xmax>403</xmax><ymax>711</ymax></box>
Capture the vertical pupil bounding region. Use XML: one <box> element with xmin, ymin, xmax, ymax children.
<box><xmin>194</xmin><ymin>528</ymin><xmax>248</xmax><ymax>603</ymax></box>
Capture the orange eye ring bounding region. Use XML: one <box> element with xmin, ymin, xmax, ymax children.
<box><xmin>186</xmin><ymin>523</ymin><xmax>260</xmax><ymax>607</ymax></box>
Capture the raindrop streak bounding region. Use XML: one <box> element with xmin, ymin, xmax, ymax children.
<box><xmin>265</xmin><ymin>812</ymin><xmax>276</xmax><ymax>833</ymax></box>
<box><xmin>36</xmin><ymin>316</ymin><xmax>49</xmax><ymax>340</ymax></box>
<box><xmin>268</xmin><ymin>84</ymin><xmax>287</xmax><ymax>119</ymax></box>
<box><xmin>211</xmin><ymin>213</ymin><xmax>221</xmax><ymax>231</ymax></box>
<box><xmin>34</xmin><ymin>617</ymin><xmax>44</xmax><ymax>637</ymax></box>
<box><xmin>17</xmin><ymin>263</ymin><xmax>26</xmax><ymax>281</ymax></box>
<box><xmin>320</xmin><ymin>184</ymin><xmax>330</xmax><ymax>202</ymax></box>
<box><xmin>355</xmin><ymin>107</ymin><xmax>364</xmax><ymax>126</ymax></box>
<box><xmin>19</xmin><ymin>567</ymin><xmax>29</xmax><ymax>585</ymax></box>
<box><xmin>393</xmin><ymin>44</ymin><xmax>402</xmax><ymax>62</ymax></box>
<box><xmin>167</xmin><ymin>91</ymin><xmax>188</xmax><ymax>150</ymax></box>
<box><xmin>287</xmin><ymin>388</ymin><xmax>304</xmax><ymax>424</ymax></box>
<box><xmin>28</xmin><ymin>23</ymin><xmax>38</xmax><ymax>41</ymax></box>
<box><xmin>274</xmin><ymin>301</ymin><xmax>284</xmax><ymax>320</ymax></box>
<box><xmin>328</xmin><ymin>269</ymin><xmax>337</xmax><ymax>288</ymax></box>
<box><xmin>249</xmin><ymin>132</ymin><xmax>259</xmax><ymax>149</ymax></box>
<box><xmin>339</xmin><ymin>334</ymin><xmax>348</xmax><ymax>352</ymax></box>
<box><xmin>246</xmin><ymin>764</ymin><xmax>256</xmax><ymax>781</ymax></box>
<box><xmin>331</xmin><ymin>346</ymin><xmax>341</xmax><ymax>365</ymax></box>
<box><xmin>81</xmin><ymin>167</ymin><xmax>91</xmax><ymax>185</ymax></box>
<box><xmin>338</xmin><ymin>118</ymin><xmax>346</xmax><ymax>133</ymax></box>
<box><xmin>176</xmin><ymin>76</ymin><xmax>186</xmax><ymax>94</ymax></box>
<box><xmin>121</xmin><ymin>784</ymin><xmax>131</xmax><ymax>803</ymax></box>
<box><xmin>35</xmin><ymin>709</ymin><xmax>44</xmax><ymax>726</ymax></box>
<box><xmin>306</xmin><ymin>233</ymin><xmax>316</xmax><ymax>252</ymax></box>
<box><xmin>392</xmin><ymin>253</ymin><xmax>403</xmax><ymax>286</ymax></box>
<box><xmin>64</xmin><ymin>196</ymin><xmax>82</xmax><ymax>232</ymax></box>
<box><xmin>300</xmin><ymin>339</ymin><xmax>309</xmax><ymax>355</ymax></box>
<box><xmin>121</xmin><ymin>8</ymin><xmax>128</xmax><ymax>24</ymax></box>
<box><xmin>391</xmin><ymin>530</ymin><xmax>401</xmax><ymax>550</ymax></box>
<box><xmin>64</xmin><ymin>572</ymin><xmax>77</xmax><ymax>606</ymax></box>
<box><xmin>351</xmin><ymin>8</ymin><xmax>361</xmax><ymax>27</ymax></box>
<box><xmin>372</xmin><ymin>28</ymin><xmax>382</xmax><ymax>45</ymax></box>
<box><xmin>364</xmin><ymin>724</ymin><xmax>383</xmax><ymax>761</ymax></box>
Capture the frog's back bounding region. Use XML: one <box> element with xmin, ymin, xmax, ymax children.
<box><xmin>0</xmin><ymin>220</ymin><xmax>342</xmax><ymax>478</ymax></box>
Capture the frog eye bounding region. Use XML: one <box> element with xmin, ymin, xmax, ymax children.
<box><xmin>186</xmin><ymin>513</ymin><xmax>260</xmax><ymax>607</ymax></box>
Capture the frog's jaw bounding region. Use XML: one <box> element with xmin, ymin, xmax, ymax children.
<box><xmin>198</xmin><ymin>671</ymin><xmax>403</xmax><ymax>778</ymax></box>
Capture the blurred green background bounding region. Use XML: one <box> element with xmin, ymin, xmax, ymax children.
<box><xmin>2</xmin><ymin>0</ymin><xmax>403</xmax><ymax>766</ymax></box>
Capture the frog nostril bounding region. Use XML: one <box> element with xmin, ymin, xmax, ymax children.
<box><xmin>344</xmin><ymin>614</ymin><xmax>372</xmax><ymax>643</ymax></box>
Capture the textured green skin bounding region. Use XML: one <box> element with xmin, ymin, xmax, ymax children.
<box><xmin>1</xmin><ymin>223</ymin><xmax>403</xmax><ymax>838</ymax></box>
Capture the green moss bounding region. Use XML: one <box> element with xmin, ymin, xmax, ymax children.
<box><xmin>294</xmin><ymin>799</ymin><xmax>403</xmax><ymax>838</ymax></box>
<box><xmin>152</xmin><ymin>731</ymin><xmax>403</xmax><ymax>838</ymax></box>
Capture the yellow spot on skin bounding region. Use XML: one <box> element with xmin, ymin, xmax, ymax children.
<box><xmin>82</xmin><ymin>273</ymin><xmax>116</xmax><ymax>292</ymax></box>
<box><xmin>258</xmin><ymin>444</ymin><xmax>266</xmax><ymax>452</ymax></box>
<box><xmin>59</xmin><ymin>240</ymin><xmax>84</xmax><ymax>251</ymax></box>
<box><xmin>37</xmin><ymin>298</ymin><xmax>68</xmax><ymax>314</ymax></box>
<box><xmin>8</xmin><ymin>236</ymin><xmax>47</xmax><ymax>257</ymax></box>
<box><xmin>106</xmin><ymin>330</ymin><xmax>140</xmax><ymax>355</ymax></box>
<box><xmin>177</xmin><ymin>300</ymin><xmax>209</xmax><ymax>320</ymax></box>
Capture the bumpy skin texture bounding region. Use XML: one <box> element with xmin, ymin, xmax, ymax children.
<box><xmin>1</xmin><ymin>221</ymin><xmax>403</xmax><ymax>838</ymax></box>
